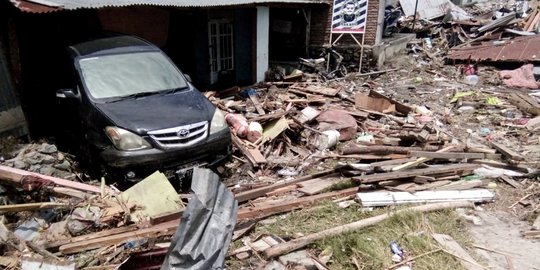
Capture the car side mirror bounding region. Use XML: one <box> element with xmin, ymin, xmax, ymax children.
<box><xmin>56</xmin><ymin>88</ymin><xmax>78</xmax><ymax>99</ymax></box>
<box><xmin>184</xmin><ymin>74</ymin><xmax>192</xmax><ymax>83</ymax></box>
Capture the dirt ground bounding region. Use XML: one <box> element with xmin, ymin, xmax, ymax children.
<box><xmin>469</xmin><ymin>210</ymin><xmax>540</xmax><ymax>270</ymax></box>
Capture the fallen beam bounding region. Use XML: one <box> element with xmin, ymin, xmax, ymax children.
<box><xmin>59</xmin><ymin>220</ymin><xmax>178</xmax><ymax>254</ymax></box>
<box><xmin>392</xmin><ymin>146</ymin><xmax>456</xmax><ymax>171</ymax></box>
<box><xmin>409</xmin><ymin>151</ymin><xmax>500</xmax><ymax>160</ymax></box>
<box><xmin>235</xmin><ymin>166</ymin><xmax>346</xmax><ymax>203</ymax></box>
<box><xmin>0</xmin><ymin>202</ymin><xmax>71</xmax><ymax>213</ymax></box>
<box><xmin>263</xmin><ymin>201</ymin><xmax>474</xmax><ymax>258</ymax></box>
<box><xmin>342</xmin><ymin>145</ymin><xmax>440</xmax><ymax>155</ymax></box>
<box><xmin>490</xmin><ymin>142</ymin><xmax>525</xmax><ymax>161</ymax></box>
<box><xmin>470</xmin><ymin>159</ymin><xmax>530</xmax><ymax>173</ymax></box>
<box><xmin>46</xmin><ymin>225</ymin><xmax>139</xmax><ymax>249</ymax></box>
<box><xmin>0</xmin><ymin>165</ymin><xmax>104</xmax><ymax>194</ymax></box>
<box><xmin>237</xmin><ymin>187</ymin><xmax>358</xmax><ymax>220</ymax></box>
<box><xmin>352</xmin><ymin>164</ymin><xmax>479</xmax><ymax>183</ymax></box>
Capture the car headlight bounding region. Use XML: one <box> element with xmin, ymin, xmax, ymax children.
<box><xmin>209</xmin><ymin>109</ymin><xmax>227</xmax><ymax>134</ymax></box>
<box><xmin>105</xmin><ymin>126</ymin><xmax>151</xmax><ymax>151</ymax></box>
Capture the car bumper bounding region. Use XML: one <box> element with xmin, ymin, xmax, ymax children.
<box><xmin>100</xmin><ymin>129</ymin><xmax>231</xmax><ymax>170</ymax></box>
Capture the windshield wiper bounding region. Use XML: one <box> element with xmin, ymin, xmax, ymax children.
<box><xmin>161</xmin><ymin>86</ymin><xmax>189</xmax><ymax>95</ymax></box>
<box><xmin>103</xmin><ymin>91</ymin><xmax>157</xmax><ymax>103</ymax></box>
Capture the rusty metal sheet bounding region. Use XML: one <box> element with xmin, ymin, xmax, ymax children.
<box><xmin>447</xmin><ymin>35</ymin><xmax>540</xmax><ymax>62</ymax></box>
<box><xmin>9</xmin><ymin>0</ymin><xmax>60</xmax><ymax>13</ymax></box>
<box><xmin>10</xmin><ymin>0</ymin><xmax>330</xmax><ymax>13</ymax></box>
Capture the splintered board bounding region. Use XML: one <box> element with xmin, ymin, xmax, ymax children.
<box><xmin>290</xmin><ymin>84</ymin><xmax>341</xmax><ymax>96</ymax></box>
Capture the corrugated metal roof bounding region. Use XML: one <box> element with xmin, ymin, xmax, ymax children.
<box><xmin>10</xmin><ymin>0</ymin><xmax>330</xmax><ymax>13</ymax></box>
<box><xmin>447</xmin><ymin>35</ymin><xmax>540</xmax><ymax>62</ymax></box>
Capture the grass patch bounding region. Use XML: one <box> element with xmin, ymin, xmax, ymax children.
<box><xmin>229</xmin><ymin>201</ymin><xmax>474</xmax><ymax>270</ymax></box>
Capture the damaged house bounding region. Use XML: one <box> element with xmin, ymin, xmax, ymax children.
<box><xmin>0</xmin><ymin>0</ymin><xmax>394</xmax><ymax>137</ymax></box>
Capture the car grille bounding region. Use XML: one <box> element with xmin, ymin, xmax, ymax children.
<box><xmin>147</xmin><ymin>121</ymin><xmax>208</xmax><ymax>148</ymax></box>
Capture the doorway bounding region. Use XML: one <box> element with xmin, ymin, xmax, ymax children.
<box><xmin>208</xmin><ymin>20</ymin><xmax>234</xmax><ymax>85</ymax></box>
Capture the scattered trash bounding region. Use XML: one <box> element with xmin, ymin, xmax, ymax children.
<box><xmin>390</xmin><ymin>241</ymin><xmax>405</xmax><ymax>262</ymax></box>
<box><xmin>464</xmin><ymin>75</ymin><xmax>479</xmax><ymax>86</ymax></box>
<box><xmin>313</xmin><ymin>130</ymin><xmax>340</xmax><ymax>150</ymax></box>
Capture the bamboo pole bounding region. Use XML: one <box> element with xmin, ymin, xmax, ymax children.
<box><xmin>263</xmin><ymin>201</ymin><xmax>474</xmax><ymax>258</ymax></box>
<box><xmin>0</xmin><ymin>202</ymin><xmax>70</xmax><ymax>213</ymax></box>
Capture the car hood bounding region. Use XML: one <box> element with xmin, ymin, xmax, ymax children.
<box><xmin>95</xmin><ymin>89</ymin><xmax>212</xmax><ymax>134</ymax></box>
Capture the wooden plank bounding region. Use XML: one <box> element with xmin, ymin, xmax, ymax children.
<box><xmin>529</xmin><ymin>11</ymin><xmax>540</xmax><ymax>31</ymax></box>
<box><xmin>0</xmin><ymin>256</ymin><xmax>17</xmax><ymax>268</ymax></box>
<box><xmin>498</xmin><ymin>175</ymin><xmax>521</xmax><ymax>188</ymax></box>
<box><xmin>297</xmin><ymin>176</ymin><xmax>344</xmax><ymax>195</ymax></box>
<box><xmin>231</xmin><ymin>135</ymin><xmax>266</xmax><ymax>165</ymax></box>
<box><xmin>357</xmin><ymin>189</ymin><xmax>494</xmax><ymax>207</ymax></box>
<box><xmin>342</xmin><ymin>145</ymin><xmax>440</xmax><ymax>155</ymax></box>
<box><xmin>149</xmin><ymin>208</ymin><xmax>184</xmax><ymax>225</ymax></box>
<box><xmin>249</xmin><ymin>94</ymin><xmax>266</xmax><ymax>115</ymax></box>
<box><xmin>46</xmin><ymin>225</ymin><xmax>138</xmax><ymax>249</ymax></box>
<box><xmin>409</xmin><ymin>151</ymin><xmax>498</xmax><ymax>160</ymax></box>
<box><xmin>368</xmin><ymin>89</ymin><xmax>412</xmax><ymax>114</ymax></box>
<box><xmin>50</xmin><ymin>187</ymin><xmax>92</xmax><ymax>199</ymax></box>
<box><xmin>0</xmin><ymin>164</ymin><xmax>104</xmax><ymax>194</ymax></box>
<box><xmin>0</xmin><ymin>202</ymin><xmax>70</xmax><ymax>213</ymax></box>
<box><xmin>490</xmin><ymin>142</ymin><xmax>525</xmax><ymax>161</ymax></box>
<box><xmin>235</xmin><ymin>166</ymin><xmax>346</xmax><ymax>203</ymax></box>
<box><xmin>471</xmin><ymin>159</ymin><xmax>530</xmax><ymax>173</ymax></box>
<box><xmin>265</xmin><ymin>185</ymin><xmax>299</xmax><ymax>196</ymax></box>
<box><xmin>370</xmin><ymin>158</ymin><xmax>417</xmax><ymax>169</ymax></box>
<box><xmin>392</xmin><ymin>146</ymin><xmax>456</xmax><ymax>171</ymax></box>
<box><xmin>413</xmin><ymin>180</ymin><xmax>452</xmax><ymax>191</ymax></box>
<box><xmin>246</xmin><ymin>111</ymin><xmax>287</xmax><ymax>122</ymax></box>
<box><xmin>435</xmin><ymin>180</ymin><xmax>487</xmax><ymax>190</ymax></box>
<box><xmin>508</xmin><ymin>92</ymin><xmax>540</xmax><ymax>116</ymax></box>
<box><xmin>237</xmin><ymin>187</ymin><xmax>358</xmax><ymax>220</ymax></box>
<box><xmin>59</xmin><ymin>220</ymin><xmax>178</xmax><ymax>254</ymax></box>
<box><xmin>247</xmin><ymin>148</ymin><xmax>267</xmax><ymax>163</ymax></box>
<box><xmin>432</xmin><ymin>233</ymin><xmax>485</xmax><ymax>270</ymax></box>
<box><xmin>353</xmin><ymin>164</ymin><xmax>480</xmax><ymax>183</ymax></box>
<box><xmin>290</xmin><ymin>84</ymin><xmax>341</xmax><ymax>96</ymax></box>
<box><xmin>413</xmin><ymin>175</ymin><xmax>436</xmax><ymax>183</ymax></box>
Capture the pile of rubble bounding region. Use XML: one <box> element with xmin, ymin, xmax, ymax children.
<box><xmin>1</xmin><ymin>1</ymin><xmax>540</xmax><ymax>266</ymax></box>
<box><xmin>0</xmin><ymin>68</ymin><xmax>538</xmax><ymax>269</ymax></box>
<box><xmin>2</xmin><ymin>143</ymin><xmax>76</xmax><ymax>180</ymax></box>
<box><xmin>210</xmin><ymin>72</ymin><xmax>539</xmax><ymax>267</ymax></box>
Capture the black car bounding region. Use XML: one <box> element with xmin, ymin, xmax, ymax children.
<box><xmin>56</xmin><ymin>35</ymin><xmax>231</xmax><ymax>183</ymax></box>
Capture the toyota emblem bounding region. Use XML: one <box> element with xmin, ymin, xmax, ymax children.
<box><xmin>177</xmin><ymin>129</ymin><xmax>190</xmax><ymax>137</ymax></box>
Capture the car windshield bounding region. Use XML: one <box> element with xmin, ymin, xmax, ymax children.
<box><xmin>78</xmin><ymin>51</ymin><xmax>188</xmax><ymax>100</ymax></box>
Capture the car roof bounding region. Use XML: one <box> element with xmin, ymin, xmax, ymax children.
<box><xmin>69</xmin><ymin>35</ymin><xmax>158</xmax><ymax>58</ymax></box>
